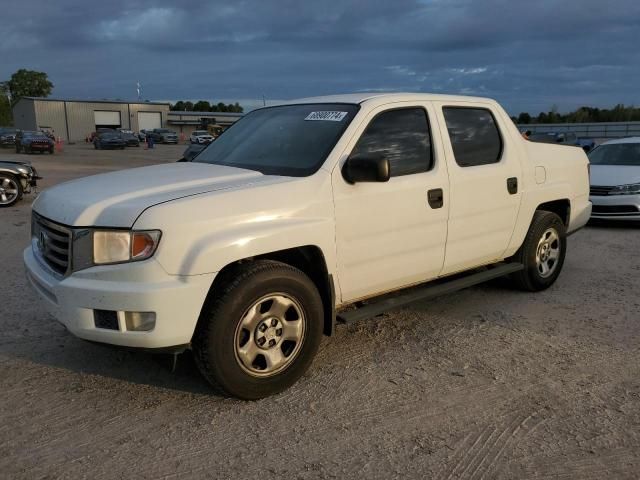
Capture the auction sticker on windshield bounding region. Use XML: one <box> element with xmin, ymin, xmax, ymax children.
<box><xmin>305</xmin><ymin>111</ymin><xmax>349</xmax><ymax>121</ymax></box>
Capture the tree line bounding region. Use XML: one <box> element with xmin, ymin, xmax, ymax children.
<box><xmin>514</xmin><ymin>104</ymin><xmax>640</xmax><ymax>124</ymax></box>
<box><xmin>170</xmin><ymin>101</ymin><xmax>244</xmax><ymax>113</ymax></box>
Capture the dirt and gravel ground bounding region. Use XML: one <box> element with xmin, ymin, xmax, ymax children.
<box><xmin>1</xmin><ymin>144</ymin><xmax>639</xmax><ymax>479</ymax></box>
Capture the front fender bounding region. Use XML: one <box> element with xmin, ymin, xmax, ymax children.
<box><xmin>133</xmin><ymin>171</ymin><xmax>337</xmax><ymax>277</ymax></box>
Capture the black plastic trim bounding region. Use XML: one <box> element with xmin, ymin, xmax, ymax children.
<box><xmin>336</xmin><ymin>262</ymin><xmax>524</xmax><ymax>325</ymax></box>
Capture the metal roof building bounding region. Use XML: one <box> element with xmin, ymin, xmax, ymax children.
<box><xmin>12</xmin><ymin>97</ymin><xmax>172</xmax><ymax>143</ymax></box>
<box><xmin>12</xmin><ymin>98</ymin><xmax>244</xmax><ymax>143</ymax></box>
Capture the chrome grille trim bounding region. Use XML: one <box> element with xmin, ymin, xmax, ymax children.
<box><xmin>32</xmin><ymin>212</ymin><xmax>72</xmax><ymax>277</ymax></box>
<box><xmin>589</xmin><ymin>185</ymin><xmax>615</xmax><ymax>196</ymax></box>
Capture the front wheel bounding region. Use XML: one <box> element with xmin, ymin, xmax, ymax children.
<box><xmin>0</xmin><ymin>174</ymin><xmax>23</xmax><ymax>207</ymax></box>
<box><xmin>510</xmin><ymin>211</ymin><xmax>566</xmax><ymax>291</ymax></box>
<box><xmin>192</xmin><ymin>260</ymin><xmax>324</xmax><ymax>400</ymax></box>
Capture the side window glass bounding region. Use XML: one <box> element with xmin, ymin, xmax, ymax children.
<box><xmin>442</xmin><ymin>107</ymin><xmax>502</xmax><ymax>167</ymax></box>
<box><xmin>351</xmin><ymin>108</ymin><xmax>432</xmax><ymax>176</ymax></box>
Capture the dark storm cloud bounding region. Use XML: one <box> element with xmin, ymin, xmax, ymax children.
<box><xmin>1</xmin><ymin>0</ymin><xmax>639</xmax><ymax>113</ymax></box>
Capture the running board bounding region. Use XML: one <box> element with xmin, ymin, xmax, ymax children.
<box><xmin>336</xmin><ymin>262</ymin><xmax>524</xmax><ymax>325</ymax></box>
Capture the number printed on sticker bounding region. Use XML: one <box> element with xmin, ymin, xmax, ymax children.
<box><xmin>304</xmin><ymin>111</ymin><xmax>349</xmax><ymax>122</ymax></box>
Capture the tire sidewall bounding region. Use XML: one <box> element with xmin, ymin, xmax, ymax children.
<box><xmin>522</xmin><ymin>213</ymin><xmax>567</xmax><ymax>290</ymax></box>
<box><xmin>196</xmin><ymin>267</ymin><xmax>323</xmax><ymax>399</ymax></box>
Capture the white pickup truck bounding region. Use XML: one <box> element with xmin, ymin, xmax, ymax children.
<box><xmin>24</xmin><ymin>93</ymin><xmax>591</xmax><ymax>399</ymax></box>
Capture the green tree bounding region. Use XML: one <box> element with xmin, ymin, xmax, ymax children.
<box><xmin>517</xmin><ymin>112</ymin><xmax>531</xmax><ymax>124</ymax></box>
<box><xmin>171</xmin><ymin>101</ymin><xmax>186</xmax><ymax>111</ymax></box>
<box><xmin>0</xmin><ymin>82</ymin><xmax>12</xmax><ymax>125</ymax></box>
<box><xmin>184</xmin><ymin>101</ymin><xmax>194</xmax><ymax>111</ymax></box>
<box><xmin>193</xmin><ymin>100</ymin><xmax>211</xmax><ymax>112</ymax></box>
<box><xmin>6</xmin><ymin>69</ymin><xmax>53</xmax><ymax>104</ymax></box>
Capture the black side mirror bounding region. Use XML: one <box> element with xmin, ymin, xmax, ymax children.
<box><xmin>342</xmin><ymin>154</ymin><xmax>390</xmax><ymax>184</ymax></box>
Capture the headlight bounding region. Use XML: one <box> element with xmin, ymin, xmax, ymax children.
<box><xmin>610</xmin><ymin>183</ymin><xmax>640</xmax><ymax>195</ymax></box>
<box><xmin>93</xmin><ymin>230</ymin><xmax>161</xmax><ymax>265</ymax></box>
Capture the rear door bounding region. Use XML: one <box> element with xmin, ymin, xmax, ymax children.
<box><xmin>332</xmin><ymin>103</ymin><xmax>450</xmax><ymax>302</ymax></box>
<box><xmin>433</xmin><ymin>102</ymin><xmax>522</xmax><ymax>275</ymax></box>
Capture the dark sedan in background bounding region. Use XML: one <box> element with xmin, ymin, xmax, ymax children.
<box><xmin>93</xmin><ymin>131</ymin><xmax>127</xmax><ymax>150</ymax></box>
<box><xmin>121</xmin><ymin>132</ymin><xmax>140</xmax><ymax>147</ymax></box>
<box><xmin>15</xmin><ymin>131</ymin><xmax>55</xmax><ymax>154</ymax></box>
<box><xmin>0</xmin><ymin>128</ymin><xmax>18</xmax><ymax>147</ymax></box>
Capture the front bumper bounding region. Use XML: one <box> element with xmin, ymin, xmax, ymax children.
<box><xmin>24</xmin><ymin>246</ymin><xmax>215</xmax><ymax>349</ymax></box>
<box><xmin>26</xmin><ymin>143</ymin><xmax>52</xmax><ymax>151</ymax></box>
<box><xmin>162</xmin><ymin>138</ymin><xmax>178</xmax><ymax>144</ymax></box>
<box><xmin>590</xmin><ymin>193</ymin><xmax>640</xmax><ymax>221</ymax></box>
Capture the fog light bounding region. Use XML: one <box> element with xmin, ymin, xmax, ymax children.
<box><xmin>124</xmin><ymin>312</ymin><xmax>156</xmax><ymax>331</ymax></box>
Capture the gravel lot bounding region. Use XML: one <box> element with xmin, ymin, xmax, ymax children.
<box><xmin>1</xmin><ymin>144</ymin><xmax>639</xmax><ymax>479</ymax></box>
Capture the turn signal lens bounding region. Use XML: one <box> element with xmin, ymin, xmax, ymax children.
<box><xmin>132</xmin><ymin>231</ymin><xmax>161</xmax><ymax>259</ymax></box>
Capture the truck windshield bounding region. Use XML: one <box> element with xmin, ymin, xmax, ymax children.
<box><xmin>588</xmin><ymin>144</ymin><xmax>640</xmax><ymax>166</ymax></box>
<box><xmin>193</xmin><ymin>103</ymin><xmax>359</xmax><ymax>176</ymax></box>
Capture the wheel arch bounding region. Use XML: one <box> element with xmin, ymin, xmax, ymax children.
<box><xmin>199</xmin><ymin>245</ymin><xmax>336</xmax><ymax>339</ymax></box>
<box><xmin>536</xmin><ymin>198</ymin><xmax>571</xmax><ymax>226</ymax></box>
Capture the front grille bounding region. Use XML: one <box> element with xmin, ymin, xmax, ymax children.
<box><xmin>592</xmin><ymin>205</ymin><xmax>639</xmax><ymax>214</ymax></box>
<box><xmin>590</xmin><ymin>185</ymin><xmax>615</xmax><ymax>196</ymax></box>
<box><xmin>32</xmin><ymin>213</ymin><xmax>72</xmax><ymax>276</ymax></box>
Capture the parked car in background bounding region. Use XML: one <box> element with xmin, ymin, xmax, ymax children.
<box><xmin>146</xmin><ymin>128</ymin><xmax>178</xmax><ymax>144</ymax></box>
<box><xmin>0</xmin><ymin>128</ymin><xmax>19</xmax><ymax>147</ymax></box>
<box><xmin>121</xmin><ymin>132</ymin><xmax>140</xmax><ymax>147</ymax></box>
<box><xmin>138</xmin><ymin>130</ymin><xmax>148</xmax><ymax>141</ymax></box>
<box><xmin>588</xmin><ymin>137</ymin><xmax>640</xmax><ymax>221</ymax></box>
<box><xmin>93</xmin><ymin>131</ymin><xmax>126</xmax><ymax>150</ymax></box>
<box><xmin>15</xmin><ymin>131</ymin><xmax>55</xmax><ymax>154</ymax></box>
<box><xmin>528</xmin><ymin>132</ymin><xmax>580</xmax><ymax>146</ymax></box>
<box><xmin>190</xmin><ymin>130</ymin><xmax>214</xmax><ymax>145</ymax></box>
<box><xmin>0</xmin><ymin>160</ymin><xmax>40</xmax><ymax>207</ymax></box>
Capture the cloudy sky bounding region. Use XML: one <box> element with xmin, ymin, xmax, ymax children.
<box><xmin>1</xmin><ymin>0</ymin><xmax>639</xmax><ymax>114</ymax></box>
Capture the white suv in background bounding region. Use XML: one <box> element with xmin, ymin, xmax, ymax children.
<box><xmin>190</xmin><ymin>130</ymin><xmax>214</xmax><ymax>144</ymax></box>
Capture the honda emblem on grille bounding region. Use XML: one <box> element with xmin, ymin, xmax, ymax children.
<box><xmin>39</xmin><ymin>230</ymin><xmax>49</xmax><ymax>252</ymax></box>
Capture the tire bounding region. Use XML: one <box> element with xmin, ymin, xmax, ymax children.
<box><xmin>192</xmin><ymin>260</ymin><xmax>324</xmax><ymax>400</ymax></box>
<box><xmin>510</xmin><ymin>211</ymin><xmax>567</xmax><ymax>291</ymax></box>
<box><xmin>0</xmin><ymin>174</ymin><xmax>23</xmax><ymax>207</ymax></box>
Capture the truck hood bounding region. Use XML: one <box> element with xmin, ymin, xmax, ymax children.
<box><xmin>590</xmin><ymin>165</ymin><xmax>640</xmax><ymax>187</ymax></box>
<box><xmin>33</xmin><ymin>162</ymin><xmax>277</xmax><ymax>227</ymax></box>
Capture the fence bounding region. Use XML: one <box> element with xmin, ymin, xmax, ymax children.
<box><xmin>518</xmin><ymin>122</ymin><xmax>640</xmax><ymax>139</ymax></box>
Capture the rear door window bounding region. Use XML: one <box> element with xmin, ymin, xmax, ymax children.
<box><xmin>443</xmin><ymin>107</ymin><xmax>502</xmax><ymax>167</ymax></box>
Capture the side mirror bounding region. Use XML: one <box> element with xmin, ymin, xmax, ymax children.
<box><xmin>342</xmin><ymin>154</ymin><xmax>390</xmax><ymax>184</ymax></box>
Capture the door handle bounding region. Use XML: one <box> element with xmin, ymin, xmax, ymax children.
<box><xmin>507</xmin><ymin>177</ymin><xmax>518</xmax><ymax>194</ymax></box>
<box><xmin>427</xmin><ymin>188</ymin><xmax>444</xmax><ymax>209</ymax></box>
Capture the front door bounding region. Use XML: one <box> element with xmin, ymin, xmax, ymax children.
<box><xmin>332</xmin><ymin>103</ymin><xmax>450</xmax><ymax>303</ymax></box>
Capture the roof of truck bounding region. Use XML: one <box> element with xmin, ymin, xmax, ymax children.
<box><xmin>283</xmin><ymin>92</ymin><xmax>496</xmax><ymax>105</ymax></box>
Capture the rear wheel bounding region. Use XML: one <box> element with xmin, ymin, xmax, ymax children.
<box><xmin>0</xmin><ymin>174</ymin><xmax>23</xmax><ymax>207</ymax></box>
<box><xmin>510</xmin><ymin>211</ymin><xmax>566</xmax><ymax>291</ymax></box>
<box><xmin>193</xmin><ymin>260</ymin><xmax>323</xmax><ymax>400</ymax></box>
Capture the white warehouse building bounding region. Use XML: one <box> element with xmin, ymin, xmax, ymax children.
<box><xmin>12</xmin><ymin>97</ymin><xmax>243</xmax><ymax>143</ymax></box>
